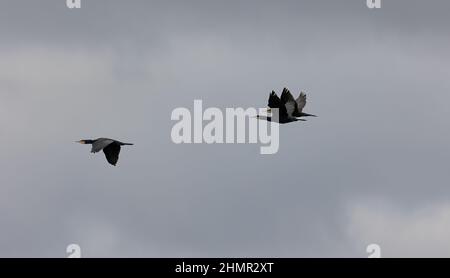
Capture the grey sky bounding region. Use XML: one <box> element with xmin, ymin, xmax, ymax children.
<box><xmin>0</xmin><ymin>0</ymin><xmax>450</xmax><ymax>257</ymax></box>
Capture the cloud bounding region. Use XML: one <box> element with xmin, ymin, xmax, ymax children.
<box><xmin>1</xmin><ymin>0</ymin><xmax>450</xmax><ymax>257</ymax></box>
<box><xmin>347</xmin><ymin>199</ymin><xmax>450</xmax><ymax>257</ymax></box>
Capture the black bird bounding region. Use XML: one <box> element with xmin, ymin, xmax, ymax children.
<box><xmin>76</xmin><ymin>138</ymin><xmax>133</xmax><ymax>166</ymax></box>
<box><xmin>279</xmin><ymin>88</ymin><xmax>317</xmax><ymax>118</ymax></box>
<box><xmin>257</xmin><ymin>88</ymin><xmax>317</xmax><ymax>123</ymax></box>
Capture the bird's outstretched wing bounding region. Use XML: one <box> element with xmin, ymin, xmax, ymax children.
<box><xmin>91</xmin><ymin>138</ymin><xmax>114</xmax><ymax>153</ymax></box>
<box><xmin>267</xmin><ymin>91</ymin><xmax>288</xmax><ymax>117</ymax></box>
<box><xmin>280</xmin><ymin>88</ymin><xmax>298</xmax><ymax>117</ymax></box>
<box><xmin>103</xmin><ymin>143</ymin><xmax>121</xmax><ymax>166</ymax></box>
<box><xmin>296</xmin><ymin>92</ymin><xmax>307</xmax><ymax>113</ymax></box>
<box><xmin>268</xmin><ymin>91</ymin><xmax>281</xmax><ymax>108</ymax></box>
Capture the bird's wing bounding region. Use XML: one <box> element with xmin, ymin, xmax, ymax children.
<box><xmin>268</xmin><ymin>91</ymin><xmax>281</xmax><ymax>108</ymax></box>
<box><xmin>280</xmin><ymin>88</ymin><xmax>298</xmax><ymax>117</ymax></box>
<box><xmin>103</xmin><ymin>143</ymin><xmax>121</xmax><ymax>166</ymax></box>
<box><xmin>296</xmin><ymin>92</ymin><xmax>307</xmax><ymax>113</ymax></box>
<box><xmin>91</xmin><ymin>138</ymin><xmax>115</xmax><ymax>153</ymax></box>
<box><xmin>267</xmin><ymin>91</ymin><xmax>288</xmax><ymax>117</ymax></box>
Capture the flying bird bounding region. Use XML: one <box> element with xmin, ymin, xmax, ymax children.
<box><xmin>280</xmin><ymin>88</ymin><xmax>317</xmax><ymax>118</ymax></box>
<box><xmin>76</xmin><ymin>138</ymin><xmax>133</xmax><ymax>166</ymax></box>
<box><xmin>257</xmin><ymin>88</ymin><xmax>317</xmax><ymax>124</ymax></box>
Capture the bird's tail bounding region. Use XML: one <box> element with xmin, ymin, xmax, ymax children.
<box><xmin>300</xmin><ymin>112</ymin><xmax>317</xmax><ymax>117</ymax></box>
<box><xmin>122</xmin><ymin>143</ymin><xmax>134</xmax><ymax>146</ymax></box>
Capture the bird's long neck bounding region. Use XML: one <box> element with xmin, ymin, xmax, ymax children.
<box><xmin>83</xmin><ymin>139</ymin><xmax>95</xmax><ymax>144</ymax></box>
<box><xmin>256</xmin><ymin>115</ymin><xmax>272</xmax><ymax>121</ymax></box>
<box><xmin>256</xmin><ymin>115</ymin><xmax>271</xmax><ymax>121</ymax></box>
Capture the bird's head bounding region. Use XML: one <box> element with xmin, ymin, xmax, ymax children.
<box><xmin>76</xmin><ymin>139</ymin><xmax>93</xmax><ymax>144</ymax></box>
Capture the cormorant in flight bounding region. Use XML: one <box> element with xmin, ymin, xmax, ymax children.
<box><xmin>76</xmin><ymin>138</ymin><xmax>133</xmax><ymax>166</ymax></box>
<box><xmin>258</xmin><ymin>88</ymin><xmax>317</xmax><ymax>123</ymax></box>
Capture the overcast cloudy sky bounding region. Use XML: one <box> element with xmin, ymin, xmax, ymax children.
<box><xmin>1</xmin><ymin>0</ymin><xmax>450</xmax><ymax>257</ymax></box>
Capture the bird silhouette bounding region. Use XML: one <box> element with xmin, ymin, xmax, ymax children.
<box><xmin>76</xmin><ymin>138</ymin><xmax>133</xmax><ymax>166</ymax></box>
<box><xmin>257</xmin><ymin>88</ymin><xmax>317</xmax><ymax>123</ymax></box>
